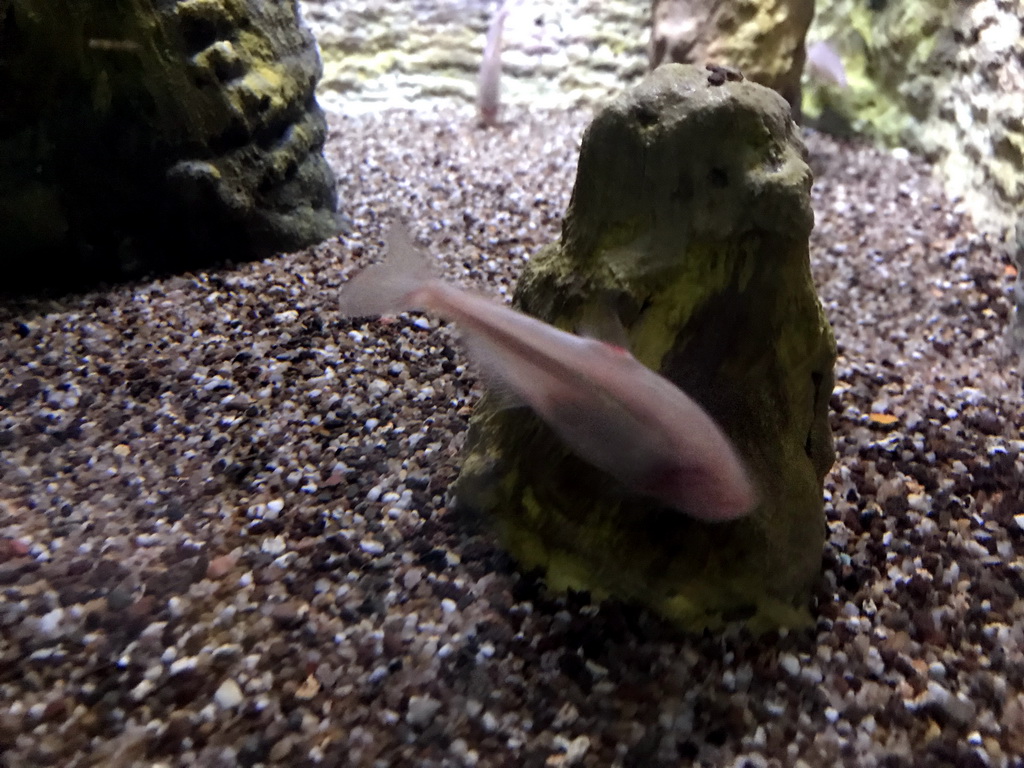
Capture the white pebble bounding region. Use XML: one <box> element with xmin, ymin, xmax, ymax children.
<box><xmin>367</xmin><ymin>378</ymin><xmax>391</xmax><ymax>398</ymax></box>
<box><xmin>131</xmin><ymin>679</ymin><xmax>156</xmax><ymax>701</ymax></box>
<box><xmin>37</xmin><ymin>608</ymin><xmax>65</xmax><ymax>638</ymax></box>
<box><xmin>779</xmin><ymin>653</ymin><xmax>801</xmax><ymax>676</ymax></box>
<box><xmin>565</xmin><ymin>735</ymin><xmax>591</xmax><ymax>765</ymax></box>
<box><xmin>800</xmin><ymin>664</ymin><xmax>824</xmax><ymax>685</ymax></box>
<box><xmin>866</xmin><ymin>648</ymin><xmax>885</xmax><ymax>677</ymax></box>
<box><xmin>360</xmin><ymin>539</ymin><xmax>385</xmax><ymax>555</ymax></box>
<box><xmin>261</xmin><ymin>536</ymin><xmax>286</xmax><ymax>555</ymax></box>
<box><xmin>480</xmin><ymin>711</ymin><xmax>498</xmax><ymax>732</ymax></box>
<box><xmin>406</xmin><ymin>695</ymin><xmax>442</xmax><ymax>727</ymax></box>
<box><xmin>441</xmin><ymin>598</ymin><xmax>457</xmax><ymax>614</ymax></box>
<box><xmin>214</xmin><ymin>679</ymin><xmax>244</xmax><ymax>709</ymax></box>
<box><xmin>169</xmin><ymin>656</ymin><xmax>198</xmax><ymax>675</ymax></box>
<box><xmin>168</xmin><ymin>596</ymin><xmax>186</xmax><ymax>618</ymax></box>
<box><xmin>271</xmin><ymin>552</ymin><xmax>298</xmax><ymax>569</ymax></box>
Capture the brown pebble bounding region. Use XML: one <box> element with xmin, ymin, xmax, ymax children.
<box><xmin>125</xmin><ymin>595</ymin><xmax>156</xmax><ymax>622</ymax></box>
<box><xmin>1</xmin><ymin>538</ymin><xmax>30</xmax><ymax>559</ymax></box>
<box><xmin>66</xmin><ymin>558</ymin><xmax>92</xmax><ymax>577</ymax></box>
<box><xmin>42</xmin><ymin>697</ymin><xmax>69</xmax><ymax>723</ymax></box>
<box><xmin>206</xmin><ymin>553</ymin><xmax>238</xmax><ymax>579</ymax></box>
<box><xmin>269</xmin><ymin>737</ymin><xmax>294</xmax><ymax>762</ymax></box>
<box><xmin>268</xmin><ymin>600</ymin><xmax>308</xmax><ymax>628</ymax></box>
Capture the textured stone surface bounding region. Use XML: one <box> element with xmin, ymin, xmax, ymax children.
<box><xmin>804</xmin><ymin>0</ymin><xmax>1024</xmax><ymax>247</ymax></box>
<box><xmin>649</xmin><ymin>0</ymin><xmax>814</xmax><ymax>113</ymax></box>
<box><xmin>0</xmin><ymin>0</ymin><xmax>339</xmax><ymax>292</ymax></box>
<box><xmin>455</xmin><ymin>65</ymin><xmax>837</xmax><ymax>631</ymax></box>
<box><xmin>300</xmin><ymin>0</ymin><xmax>650</xmax><ymax>114</ymax></box>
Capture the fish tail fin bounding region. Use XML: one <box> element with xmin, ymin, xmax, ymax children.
<box><xmin>338</xmin><ymin>221</ymin><xmax>434</xmax><ymax>318</ymax></box>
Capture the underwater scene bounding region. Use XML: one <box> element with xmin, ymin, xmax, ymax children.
<box><xmin>0</xmin><ymin>0</ymin><xmax>1022</xmax><ymax>766</ymax></box>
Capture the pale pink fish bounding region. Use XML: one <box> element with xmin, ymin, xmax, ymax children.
<box><xmin>476</xmin><ymin>0</ymin><xmax>517</xmax><ymax>127</ymax></box>
<box><xmin>338</xmin><ymin>223</ymin><xmax>759</xmax><ymax>522</ymax></box>
<box><xmin>805</xmin><ymin>40</ymin><xmax>848</xmax><ymax>89</ymax></box>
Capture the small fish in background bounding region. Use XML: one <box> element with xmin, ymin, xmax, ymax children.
<box><xmin>805</xmin><ymin>40</ymin><xmax>849</xmax><ymax>89</ymax></box>
<box><xmin>477</xmin><ymin>0</ymin><xmax>517</xmax><ymax>127</ymax></box>
<box><xmin>337</xmin><ymin>221</ymin><xmax>759</xmax><ymax>522</ymax></box>
<box><xmin>88</xmin><ymin>38</ymin><xmax>142</xmax><ymax>53</ymax></box>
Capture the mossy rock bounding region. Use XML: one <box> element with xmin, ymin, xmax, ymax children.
<box><xmin>454</xmin><ymin>64</ymin><xmax>836</xmax><ymax>632</ymax></box>
<box><xmin>0</xmin><ymin>0</ymin><xmax>340</xmax><ymax>293</ymax></box>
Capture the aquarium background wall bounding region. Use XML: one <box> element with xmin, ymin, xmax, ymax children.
<box><xmin>302</xmin><ymin>0</ymin><xmax>1023</xmax><ymax>246</ymax></box>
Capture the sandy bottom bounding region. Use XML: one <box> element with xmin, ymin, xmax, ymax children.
<box><xmin>0</xmin><ymin>108</ymin><xmax>1022</xmax><ymax>767</ymax></box>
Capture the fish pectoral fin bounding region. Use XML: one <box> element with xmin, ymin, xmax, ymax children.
<box><xmin>457</xmin><ymin>326</ymin><xmax>529</xmax><ymax>412</ymax></box>
<box><xmin>482</xmin><ymin>383</ymin><xmax>528</xmax><ymax>413</ymax></box>
<box><xmin>575</xmin><ymin>295</ymin><xmax>632</xmax><ymax>351</ymax></box>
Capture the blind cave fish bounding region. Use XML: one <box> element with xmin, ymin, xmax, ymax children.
<box><xmin>477</xmin><ymin>0</ymin><xmax>518</xmax><ymax>126</ymax></box>
<box><xmin>337</xmin><ymin>223</ymin><xmax>758</xmax><ymax>522</ymax></box>
<box><xmin>805</xmin><ymin>40</ymin><xmax>848</xmax><ymax>89</ymax></box>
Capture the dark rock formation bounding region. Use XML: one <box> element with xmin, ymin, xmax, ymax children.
<box><xmin>649</xmin><ymin>0</ymin><xmax>814</xmax><ymax>114</ymax></box>
<box><xmin>0</xmin><ymin>0</ymin><xmax>339</xmax><ymax>294</ymax></box>
<box><xmin>455</xmin><ymin>64</ymin><xmax>836</xmax><ymax>632</ymax></box>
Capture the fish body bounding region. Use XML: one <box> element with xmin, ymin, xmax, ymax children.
<box><xmin>805</xmin><ymin>40</ymin><xmax>848</xmax><ymax>89</ymax></box>
<box><xmin>477</xmin><ymin>1</ymin><xmax>514</xmax><ymax>127</ymax></box>
<box><xmin>338</xmin><ymin>223</ymin><xmax>758</xmax><ymax>522</ymax></box>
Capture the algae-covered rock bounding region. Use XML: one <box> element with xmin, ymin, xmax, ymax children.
<box><xmin>649</xmin><ymin>0</ymin><xmax>814</xmax><ymax>114</ymax></box>
<box><xmin>0</xmin><ymin>0</ymin><xmax>339</xmax><ymax>292</ymax></box>
<box><xmin>804</xmin><ymin>0</ymin><xmax>1023</xmax><ymax>244</ymax></box>
<box><xmin>454</xmin><ymin>64</ymin><xmax>836</xmax><ymax>632</ymax></box>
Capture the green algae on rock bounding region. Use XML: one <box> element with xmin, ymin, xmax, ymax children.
<box><xmin>0</xmin><ymin>0</ymin><xmax>339</xmax><ymax>293</ymax></box>
<box><xmin>804</xmin><ymin>0</ymin><xmax>1023</xmax><ymax>247</ymax></box>
<box><xmin>454</xmin><ymin>64</ymin><xmax>837</xmax><ymax>632</ymax></box>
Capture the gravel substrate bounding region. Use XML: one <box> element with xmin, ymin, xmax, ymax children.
<box><xmin>1</xmin><ymin>107</ymin><xmax>1022</xmax><ymax>768</ymax></box>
